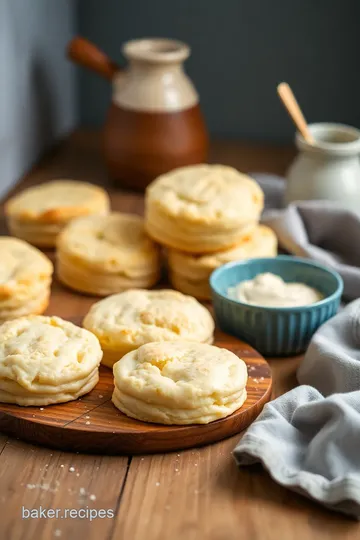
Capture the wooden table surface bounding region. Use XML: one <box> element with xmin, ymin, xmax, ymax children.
<box><xmin>0</xmin><ymin>131</ymin><xmax>359</xmax><ymax>540</ymax></box>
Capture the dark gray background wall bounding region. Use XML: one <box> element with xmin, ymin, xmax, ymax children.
<box><xmin>1</xmin><ymin>0</ymin><xmax>360</xmax><ymax>196</ymax></box>
<box><xmin>0</xmin><ymin>0</ymin><xmax>76</xmax><ymax>196</ymax></box>
<box><xmin>77</xmin><ymin>0</ymin><xmax>360</xmax><ymax>141</ymax></box>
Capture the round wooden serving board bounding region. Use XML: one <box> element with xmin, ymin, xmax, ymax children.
<box><xmin>0</xmin><ymin>339</ymin><xmax>271</xmax><ymax>454</ymax></box>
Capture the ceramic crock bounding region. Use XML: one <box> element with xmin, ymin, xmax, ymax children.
<box><xmin>67</xmin><ymin>36</ymin><xmax>208</xmax><ymax>191</ymax></box>
<box><xmin>286</xmin><ymin>123</ymin><xmax>360</xmax><ymax>212</ymax></box>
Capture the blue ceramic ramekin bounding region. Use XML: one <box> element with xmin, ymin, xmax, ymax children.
<box><xmin>210</xmin><ymin>256</ymin><xmax>343</xmax><ymax>356</ymax></box>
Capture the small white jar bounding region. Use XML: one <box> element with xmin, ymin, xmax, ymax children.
<box><xmin>286</xmin><ymin>123</ymin><xmax>360</xmax><ymax>213</ymax></box>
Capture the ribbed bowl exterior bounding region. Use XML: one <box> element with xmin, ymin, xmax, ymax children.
<box><xmin>210</xmin><ymin>256</ymin><xmax>343</xmax><ymax>356</ymax></box>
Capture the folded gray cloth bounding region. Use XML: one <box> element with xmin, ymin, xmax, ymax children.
<box><xmin>234</xmin><ymin>175</ymin><xmax>360</xmax><ymax>518</ymax></box>
<box><xmin>254</xmin><ymin>173</ymin><xmax>360</xmax><ymax>301</ymax></box>
<box><xmin>234</xmin><ymin>300</ymin><xmax>360</xmax><ymax>518</ymax></box>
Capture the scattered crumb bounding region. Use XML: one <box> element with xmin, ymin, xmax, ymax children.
<box><xmin>155</xmin><ymin>482</ymin><xmax>160</xmax><ymax>487</ymax></box>
<box><xmin>54</xmin><ymin>530</ymin><xmax>62</xmax><ymax>538</ymax></box>
<box><xmin>40</xmin><ymin>408</ymin><xmax>44</xmax><ymax>411</ymax></box>
<box><xmin>253</xmin><ymin>378</ymin><xmax>259</xmax><ymax>383</ymax></box>
<box><xmin>85</xmin><ymin>416</ymin><xmax>90</xmax><ymax>419</ymax></box>
<box><xmin>85</xmin><ymin>421</ymin><xmax>91</xmax><ymax>425</ymax></box>
<box><xmin>76</xmin><ymin>473</ymin><xmax>80</xmax><ymax>477</ymax></box>
<box><xmin>60</xmin><ymin>465</ymin><xmax>64</xmax><ymax>468</ymax></box>
<box><xmin>175</xmin><ymin>468</ymin><xmax>179</xmax><ymax>472</ymax></box>
<box><xmin>69</xmin><ymin>467</ymin><xmax>75</xmax><ymax>473</ymax></box>
<box><xmin>79</xmin><ymin>487</ymin><xmax>86</xmax><ymax>495</ymax></box>
<box><xmin>26</xmin><ymin>483</ymin><xmax>57</xmax><ymax>493</ymax></box>
<box><xmin>194</xmin><ymin>463</ymin><xmax>198</xmax><ymax>467</ymax></box>
<box><xmin>177</xmin><ymin>454</ymin><xmax>180</xmax><ymax>457</ymax></box>
<box><xmin>89</xmin><ymin>494</ymin><xmax>96</xmax><ymax>501</ymax></box>
<box><xmin>98</xmin><ymin>395</ymin><xmax>103</xmax><ymax>399</ymax></box>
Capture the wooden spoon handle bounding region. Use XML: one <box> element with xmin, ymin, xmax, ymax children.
<box><xmin>277</xmin><ymin>82</ymin><xmax>314</xmax><ymax>144</ymax></box>
<box><xmin>67</xmin><ymin>36</ymin><xmax>120</xmax><ymax>81</ymax></box>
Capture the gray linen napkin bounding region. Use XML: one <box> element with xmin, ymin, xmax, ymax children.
<box><xmin>234</xmin><ymin>300</ymin><xmax>360</xmax><ymax>518</ymax></box>
<box><xmin>233</xmin><ymin>175</ymin><xmax>360</xmax><ymax>518</ymax></box>
<box><xmin>254</xmin><ymin>173</ymin><xmax>360</xmax><ymax>301</ymax></box>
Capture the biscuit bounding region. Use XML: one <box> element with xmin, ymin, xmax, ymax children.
<box><xmin>0</xmin><ymin>315</ymin><xmax>102</xmax><ymax>406</ymax></box>
<box><xmin>83</xmin><ymin>289</ymin><xmax>215</xmax><ymax>367</ymax></box>
<box><xmin>168</xmin><ymin>225</ymin><xmax>278</xmax><ymax>299</ymax></box>
<box><xmin>0</xmin><ymin>237</ymin><xmax>53</xmax><ymax>322</ymax></box>
<box><xmin>145</xmin><ymin>164</ymin><xmax>263</xmax><ymax>253</ymax></box>
<box><xmin>7</xmin><ymin>219</ymin><xmax>66</xmax><ymax>248</ymax></box>
<box><xmin>57</xmin><ymin>213</ymin><xmax>161</xmax><ymax>296</ymax></box>
<box><xmin>0</xmin><ymin>290</ymin><xmax>50</xmax><ymax>324</ymax></box>
<box><xmin>6</xmin><ymin>180</ymin><xmax>110</xmax><ymax>247</ymax></box>
<box><xmin>112</xmin><ymin>341</ymin><xmax>248</xmax><ymax>424</ymax></box>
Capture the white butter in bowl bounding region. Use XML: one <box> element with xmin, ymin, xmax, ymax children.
<box><xmin>228</xmin><ymin>272</ymin><xmax>322</xmax><ymax>308</ymax></box>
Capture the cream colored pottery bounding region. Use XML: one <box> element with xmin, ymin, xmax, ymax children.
<box><xmin>286</xmin><ymin>123</ymin><xmax>360</xmax><ymax>212</ymax></box>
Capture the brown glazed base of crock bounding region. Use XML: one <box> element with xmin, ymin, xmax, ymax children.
<box><xmin>103</xmin><ymin>103</ymin><xmax>209</xmax><ymax>191</ymax></box>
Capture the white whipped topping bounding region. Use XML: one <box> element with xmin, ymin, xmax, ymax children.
<box><xmin>228</xmin><ymin>272</ymin><xmax>322</xmax><ymax>307</ymax></box>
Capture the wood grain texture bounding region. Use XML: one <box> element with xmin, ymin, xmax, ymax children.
<box><xmin>1</xmin><ymin>132</ymin><xmax>357</xmax><ymax>540</ymax></box>
<box><xmin>0</xmin><ymin>437</ymin><xmax>128</xmax><ymax>540</ymax></box>
<box><xmin>113</xmin><ymin>438</ymin><xmax>360</xmax><ymax>540</ymax></box>
<box><xmin>0</xmin><ymin>341</ymin><xmax>271</xmax><ymax>454</ymax></box>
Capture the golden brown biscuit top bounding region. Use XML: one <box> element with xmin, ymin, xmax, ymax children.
<box><xmin>0</xmin><ymin>237</ymin><xmax>53</xmax><ymax>298</ymax></box>
<box><xmin>83</xmin><ymin>289</ymin><xmax>214</xmax><ymax>347</ymax></box>
<box><xmin>113</xmin><ymin>341</ymin><xmax>248</xmax><ymax>408</ymax></box>
<box><xmin>0</xmin><ymin>315</ymin><xmax>102</xmax><ymax>387</ymax></box>
<box><xmin>57</xmin><ymin>213</ymin><xmax>159</xmax><ymax>273</ymax></box>
<box><xmin>146</xmin><ymin>164</ymin><xmax>264</xmax><ymax>226</ymax></box>
<box><xmin>5</xmin><ymin>180</ymin><xmax>110</xmax><ymax>223</ymax></box>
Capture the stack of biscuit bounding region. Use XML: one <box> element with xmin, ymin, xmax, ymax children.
<box><xmin>0</xmin><ymin>315</ymin><xmax>102</xmax><ymax>406</ymax></box>
<box><xmin>83</xmin><ymin>289</ymin><xmax>215</xmax><ymax>368</ymax></box>
<box><xmin>145</xmin><ymin>164</ymin><xmax>277</xmax><ymax>299</ymax></box>
<box><xmin>5</xmin><ymin>180</ymin><xmax>110</xmax><ymax>247</ymax></box>
<box><xmin>57</xmin><ymin>213</ymin><xmax>161</xmax><ymax>296</ymax></box>
<box><xmin>0</xmin><ymin>237</ymin><xmax>53</xmax><ymax>323</ymax></box>
<box><xmin>112</xmin><ymin>341</ymin><xmax>248</xmax><ymax>425</ymax></box>
<box><xmin>168</xmin><ymin>225</ymin><xmax>277</xmax><ymax>299</ymax></box>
